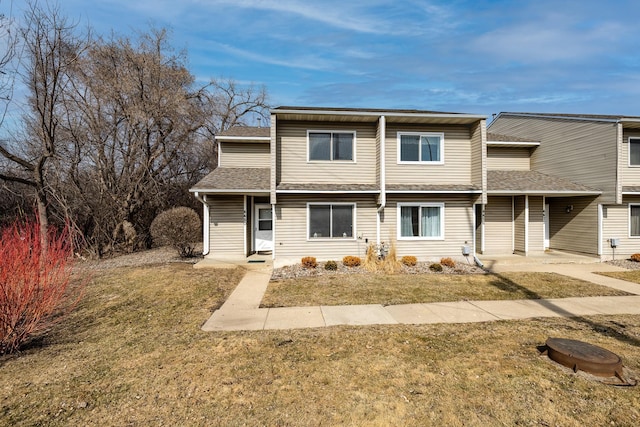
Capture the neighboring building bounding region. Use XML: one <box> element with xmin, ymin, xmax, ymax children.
<box><xmin>191</xmin><ymin>108</ymin><xmax>640</xmax><ymax>266</ymax></box>
<box><xmin>488</xmin><ymin>112</ymin><xmax>640</xmax><ymax>260</ymax></box>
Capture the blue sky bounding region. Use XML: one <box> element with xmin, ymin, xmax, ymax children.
<box><xmin>2</xmin><ymin>0</ymin><xmax>640</xmax><ymax>117</ymax></box>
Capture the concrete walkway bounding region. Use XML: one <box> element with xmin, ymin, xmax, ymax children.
<box><xmin>200</xmin><ymin>257</ymin><xmax>640</xmax><ymax>332</ymax></box>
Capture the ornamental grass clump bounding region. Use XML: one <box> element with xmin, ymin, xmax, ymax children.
<box><xmin>301</xmin><ymin>257</ymin><xmax>317</xmax><ymax>269</ymax></box>
<box><xmin>0</xmin><ymin>217</ymin><xmax>84</xmax><ymax>355</ymax></box>
<box><xmin>342</xmin><ymin>256</ymin><xmax>361</xmax><ymax>267</ymax></box>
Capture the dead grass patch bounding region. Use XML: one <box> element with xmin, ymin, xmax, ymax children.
<box><xmin>0</xmin><ymin>264</ymin><xmax>638</xmax><ymax>426</ymax></box>
<box><xmin>598</xmin><ymin>270</ymin><xmax>640</xmax><ymax>284</ymax></box>
<box><xmin>262</xmin><ymin>272</ymin><xmax>630</xmax><ymax>308</ymax></box>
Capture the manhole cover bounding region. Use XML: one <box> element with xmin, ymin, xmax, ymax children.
<box><xmin>540</xmin><ymin>338</ymin><xmax>636</xmax><ymax>386</ymax></box>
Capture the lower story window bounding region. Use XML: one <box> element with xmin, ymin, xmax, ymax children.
<box><xmin>309</xmin><ymin>203</ymin><xmax>354</xmax><ymax>238</ymax></box>
<box><xmin>398</xmin><ymin>203</ymin><xmax>444</xmax><ymax>239</ymax></box>
<box><xmin>630</xmin><ymin>204</ymin><xmax>640</xmax><ymax>237</ymax></box>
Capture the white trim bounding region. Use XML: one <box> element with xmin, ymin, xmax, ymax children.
<box><xmin>622</xmin><ymin>191</ymin><xmax>640</xmax><ymax>195</ymax></box>
<box><xmin>189</xmin><ymin>189</ymin><xmax>270</xmax><ymax>194</ymax></box>
<box><xmin>272</xmin><ymin>107</ymin><xmax>486</xmax><ymax>120</ymax></box>
<box><xmin>396</xmin><ymin>202</ymin><xmax>445</xmax><ymax>241</ymax></box>
<box><xmin>628</xmin><ymin>137</ymin><xmax>640</xmax><ymax>167</ymax></box>
<box><xmin>254</xmin><ymin>202</ymin><xmax>274</xmax><ymax>251</ymax></box>
<box><xmin>217</xmin><ymin>141</ymin><xmax>222</xmax><ymax>167</ymax></box>
<box><xmin>511</xmin><ymin>196</ymin><xmax>515</xmax><ymax>253</ymax></box>
<box><xmin>307</xmin><ymin>130</ymin><xmax>357</xmax><ymax>163</ymax></box>
<box><xmin>271</xmin><ymin>203</ymin><xmax>276</xmax><ymax>260</ymax></box>
<box><xmin>629</xmin><ymin>203</ymin><xmax>640</xmax><ymax>238</ymax></box>
<box><xmin>277</xmin><ymin>189</ymin><xmax>379</xmax><ymax>194</ymax></box>
<box><xmin>524</xmin><ymin>195</ymin><xmax>529</xmax><ymax>254</ymax></box>
<box><xmin>376</xmin><ymin>209</ymin><xmax>381</xmax><ymax>246</ymax></box>
<box><xmin>486</xmin><ymin>141</ymin><xmax>540</xmax><ymax>147</ymax></box>
<box><xmin>543</xmin><ymin>198</ymin><xmax>549</xmax><ymax>250</ymax></box>
<box><xmin>598</xmin><ymin>204</ymin><xmax>603</xmax><ymax>255</ymax></box>
<box><xmin>397</xmin><ymin>131</ymin><xmax>445</xmax><ymax>165</ymax></box>
<box><xmin>387</xmin><ymin>190</ymin><xmax>482</xmax><ymax>194</ymax></box>
<box><xmin>306</xmin><ymin>202</ymin><xmax>357</xmax><ymax>241</ymax></box>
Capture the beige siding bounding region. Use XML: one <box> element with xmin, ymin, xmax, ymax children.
<box><xmin>470</xmin><ymin>120</ymin><xmax>487</xmax><ymax>204</ymax></box>
<box><xmin>382</xmin><ymin>195</ymin><xmax>476</xmax><ymax>261</ymax></box>
<box><xmin>385</xmin><ymin>124</ymin><xmax>472</xmax><ymax>185</ymax></box>
<box><xmin>273</xmin><ymin>195</ymin><xmax>378</xmax><ymax>264</ymax></box>
<box><xmin>620</xmin><ymin>130</ymin><xmax>640</xmax><ymax>186</ymax></box>
<box><xmin>513</xmin><ymin>196</ymin><xmax>525</xmax><ymax>253</ymax></box>
<box><xmin>483</xmin><ymin>196</ymin><xmax>512</xmax><ymax>254</ymax></box>
<box><xmin>601</xmin><ymin>196</ymin><xmax>640</xmax><ymax>259</ymax></box>
<box><xmin>528</xmin><ymin>196</ymin><xmax>544</xmax><ymax>253</ymax></box>
<box><xmin>219</xmin><ymin>142</ymin><xmax>270</xmax><ymax>168</ymax></box>
<box><xmin>489</xmin><ymin>116</ymin><xmax>617</xmax><ymax>203</ymax></box>
<box><xmin>209</xmin><ymin>195</ymin><xmax>245</xmax><ymax>256</ymax></box>
<box><xmin>277</xmin><ymin>120</ymin><xmax>377</xmax><ymax>185</ymax></box>
<box><xmin>487</xmin><ymin>147</ymin><xmax>531</xmax><ymax>170</ymax></box>
<box><xmin>547</xmin><ymin>196</ymin><xmax>599</xmax><ymax>255</ymax></box>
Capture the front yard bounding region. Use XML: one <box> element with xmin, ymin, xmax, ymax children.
<box><xmin>0</xmin><ymin>261</ymin><xmax>638</xmax><ymax>426</ymax></box>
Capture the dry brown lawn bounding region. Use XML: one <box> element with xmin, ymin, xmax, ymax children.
<box><xmin>1</xmin><ymin>264</ymin><xmax>638</xmax><ymax>426</ymax></box>
<box><xmin>598</xmin><ymin>270</ymin><xmax>640</xmax><ymax>284</ymax></box>
<box><xmin>262</xmin><ymin>272</ymin><xmax>630</xmax><ymax>307</ymax></box>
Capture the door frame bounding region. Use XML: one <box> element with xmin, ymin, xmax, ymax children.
<box><xmin>253</xmin><ymin>203</ymin><xmax>274</xmax><ymax>251</ymax></box>
<box><xmin>544</xmin><ymin>202</ymin><xmax>550</xmax><ymax>249</ymax></box>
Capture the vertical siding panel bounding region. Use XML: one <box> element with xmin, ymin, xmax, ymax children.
<box><xmin>483</xmin><ymin>196</ymin><xmax>513</xmax><ymax>254</ymax></box>
<box><xmin>547</xmin><ymin>197</ymin><xmax>599</xmax><ymax>254</ymax></box>
<box><xmin>528</xmin><ymin>196</ymin><xmax>544</xmax><ymax>253</ymax></box>
<box><xmin>513</xmin><ymin>197</ymin><xmax>525</xmax><ymax>253</ymax></box>
<box><xmin>489</xmin><ymin>116</ymin><xmax>617</xmax><ymax>203</ymax></box>
<box><xmin>209</xmin><ymin>195</ymin><xmax>245</xmax><ymax>256</ymax></box>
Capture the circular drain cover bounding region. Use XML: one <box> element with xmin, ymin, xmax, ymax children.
<box><xmin>545</xmin><ymin>338</ymin><xmax>622</xmax><ymax>377</ymax></box>
<box><xmin>541</xmin><ymin>337</ymin><xmax>636</xmax><ymax>386</ymax></box>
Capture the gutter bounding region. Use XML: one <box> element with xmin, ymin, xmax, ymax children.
<box><xmin>193</xmin><ymin>191</ymin><xmax>210</xmax><ymax>255</ymax></box>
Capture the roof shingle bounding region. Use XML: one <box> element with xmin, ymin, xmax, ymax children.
<box><xmin>191</xmin><ymin>167</ymin><xmax>270</xmax><ymax>192</ymax></box>
<box><xmin>487</xmin><ymin>170</ymin><xmax>600</xmax><ymax>194</ymax></box>
<box><xmin>217</xmin><ymin>126</ymin><xmax>270</xmax><ymax>138</ymax></box>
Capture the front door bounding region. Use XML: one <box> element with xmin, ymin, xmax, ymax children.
<box><xmin>254</xmin><ymin>204</ymin><xmax>273</xmax><ymax>251</ymax></box>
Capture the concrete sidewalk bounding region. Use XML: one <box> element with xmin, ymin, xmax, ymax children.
<box><xmin>201</xmin><ymin>260</ymin><xmax>640</xmax><ymax>332</ymax></box>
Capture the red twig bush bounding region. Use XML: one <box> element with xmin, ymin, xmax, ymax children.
<box><xmin>0</xmin><ymin>218</ymin><xmax>84</xmax><ymax>354</ymax></box>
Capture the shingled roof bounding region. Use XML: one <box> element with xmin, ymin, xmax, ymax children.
<box><xmin>191</xmin><ymin>167</ymin><xmax>270</xmax><ymax>192</ymax></box>
<box><xmin>487</xmin><ymin>132</ymin><xmax>539</xmax><ymax>143</ymax></box>
<box><xmin>277</xmin><ymin>183</ymin><xmax>379</xmax><ymax>192</ymax></box>
<box><xmin>386</xmin><ymin>184</ymin><xmax>481</xmax><ymax>192</ymax></box>
<box><xmin>487</xmin><ymin>170</ymin><xmax>601</xmax><ymax>195</ymax></box>
<box><xmin>216</xmin><ymin>126</ymin><xmax>270</xmax><ymax>138</ymax></box>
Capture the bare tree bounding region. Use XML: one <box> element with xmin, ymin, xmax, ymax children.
<box><xmin>0</xmin><ymin>1</ymin><xmax>86</xmax><ymax>249</ymax></box>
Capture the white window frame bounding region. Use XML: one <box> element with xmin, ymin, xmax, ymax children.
<box><xmin>629</xmin><ymin>137</ymin><xmax>640</xmax><ymax>167</ymax></box>
<box><xmin>307</xmin><ymin>202</ymin><xmax>356</xmax><ymax>240</ymax></box>
<box><xmin>397</xmin><ymin>132</ymin><xmax>445</xmax><ymax>164</ymax></box>
<box><xmin>629</xmin><ymin>203</ymin><xmax>640</xmax><ymax>238</ymax></box>
<box><xmin>397</xmin><ymin>202</ymin><xmax>445</xmax><ymax>240</ymax></box>
<box><xmin>307</xmin><ymin>130</ymin><xmax>357</xmax><ymax>163</ymax></box>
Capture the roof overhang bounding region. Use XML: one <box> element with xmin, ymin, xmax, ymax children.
<box><xmin>272</xmin><ymin>107</ymin><xmax>486</xmax><ymax>125</ymax></box>
<box><xmin>276</xmin><ymin>190</ymin><xmax>380</xmax><ymax>194</ymax></box>
<box><xmin>189</xmin><ymin>189</ymin><xmax>270</xmax><ymax>196</ymax></box>
<box><xmin>488</xmin><ymin>190</ymin><xmax>602</xmax><ymax>197</ymax></box>
<box><xmin>215</xmin><ymin>135</ymin><xmax>271</xmax><ymax>142</ymax></box>
<box><xmin>487</xmin><ymin>141</ymin><xmax>540</xmax><ymax>148</ymax></box>
<box><xmin>386</xmin><ymin>190</ymin><xmax>482</xmax><ymax>194</ymax></box>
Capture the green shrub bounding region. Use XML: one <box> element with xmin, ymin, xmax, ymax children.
<box><xmin>401</xmin><ymin>255</ymin><xmax>417</xmax><ymax>266</ymax></box>
<box><xmin>150</xmin><ymin>207</ymin><xmax>201</xmax><ymax>257</ymax></box>
<box><xmin>342</xmin><ymin>256</ymin><xmax>361</xmax><ymax>267</ymax></box>
<box><xmin>301</xmin><ymin>256</ymin><xmax>317</xmax><ymax>269</ymax></box>
<box><xmin>631</xmin><ymin>253</ymin><xmax>640</xmax><ymax>262</ymax></box>
<box><xmin>440</xmin><ymin>257</ymin><xmax>455</xmax><ymax>268</ymax></box>
<box><xmin>429</xmin><ymin>263</ymin><xmax>443</xmax><ymax>272</ymax></box>
<box><xmin>324</xmin><ymin>260</ymin><xmax>338</xmax><ymax>271</ymax></box>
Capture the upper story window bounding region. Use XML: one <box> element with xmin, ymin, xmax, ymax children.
<box><xmin>398</xmin><ymin>132</ymin><xmax>444</xmax><ymax>164</ymax></box>
<box><xmin>629</xmin><ymin>138</ymin><xmax>640</xmax><ymax>166</ymax></box>
<box><xmin>308</xmin><ymin>131</ymin><xmax>355</xmax><ymax>162</ymax></box>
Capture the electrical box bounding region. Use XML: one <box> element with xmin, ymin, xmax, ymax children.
<box><xmin>610</xmin><ymin>238</ymin><xmax>620</xmax><ymax>248</ymax></box>
<box><xmin>461</xmin><ymin>245</ymin><xmax>471</xmax><ymax>256</ymax></box>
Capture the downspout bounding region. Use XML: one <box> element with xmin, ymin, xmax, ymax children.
<box><xmin>377</xmin><ymin>115</ymin><xmax>386</xmax><ymax>246</ymax></box>
<box><xmin>194</xmin><ymin>191</ymin><xmax>210</xmax><ymax>255</ymax></box>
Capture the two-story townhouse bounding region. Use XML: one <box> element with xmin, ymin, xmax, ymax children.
<box><xmin>191</xmin><ymin>106</ymin><xmax>487</xmax><ymax>267</ymax></box>
<box><xmin>488</xmin><ymin>112</ymin><xmax>640</xmax><ymax>260</ymax></box>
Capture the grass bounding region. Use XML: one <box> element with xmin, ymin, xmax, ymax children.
<box><xmin>598</xmin><ymin>270</ymin><xmax>640</xmax><ymax>284</ymax></box>
<box><xmin>0</xmin><ymin>264</ymin><xmax>639</xmax><ymax>426</ymax></box>
<box><xmin>262</xmin><ymin>272</ymin><xmax>631</xmax><ymax>307</ymax></box>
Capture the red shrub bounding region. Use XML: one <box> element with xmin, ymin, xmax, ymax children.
<box><xmin>0</xmin><ymin>218</ymin><xmax>84</xmax><ymax>354</ymax></box>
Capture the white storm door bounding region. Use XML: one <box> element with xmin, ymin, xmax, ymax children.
<box><xmin>254</xmin><ymin>204</ymin><xmax>273</xmax><ymax>251</ymax></box>
<box><xmin>544</xmin><ymin>203</ymin><xmax>550</xmax><ymax>249</ymax></box>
